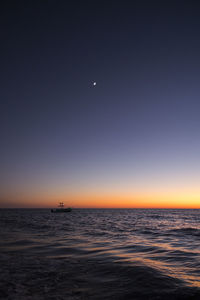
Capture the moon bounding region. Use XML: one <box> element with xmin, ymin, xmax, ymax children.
<box><xmin>93</xmin><ymin>82</ymin><xmax>97</xmax><ymax>86</ymax></box>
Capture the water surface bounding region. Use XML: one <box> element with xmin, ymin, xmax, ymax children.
<box><xmin>0</xmin><ymin>209</ymin><xmax>200</xmax><ymax>299</ymax></box>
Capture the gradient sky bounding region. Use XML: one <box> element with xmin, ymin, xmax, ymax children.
<box><xmin>1</xmin><ymin>1</ymin><xmax>200</xmax><ymax>208</ymax></box>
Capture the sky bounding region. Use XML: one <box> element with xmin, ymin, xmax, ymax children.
<box><xmin>1</xmin><ymin>1</ymin><xmax>200</xmax><ymax>208</ymax></box>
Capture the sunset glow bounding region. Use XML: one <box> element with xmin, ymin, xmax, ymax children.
<box><xmin>1</xmin><ymin>188</ymin><xmax>200</xmax><ymax>209</ymax></box>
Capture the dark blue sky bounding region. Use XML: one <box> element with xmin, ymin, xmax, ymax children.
<box><xmin>1</xmin><ymin>1</ymin><xmax>200</xmax><ymax>207</ymax></box>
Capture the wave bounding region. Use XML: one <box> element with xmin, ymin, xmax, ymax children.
<box><xmin>169</xmin><ymin>227</ymin><xmax>200</xmax><ymax>236</ymax></box>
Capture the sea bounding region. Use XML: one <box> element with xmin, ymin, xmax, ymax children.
<box><xmin>0</xmin><ymin>208</ymin><xmax>200</xmax><ymax>299</ymax></box>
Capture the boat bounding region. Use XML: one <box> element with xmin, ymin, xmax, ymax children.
<box><xmin>51</xmin><ymin>202</ymin><xmax>72</xmax><ymax>213</ymax></box>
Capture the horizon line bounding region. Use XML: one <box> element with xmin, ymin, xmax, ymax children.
<box><xmin>1</xmin><ymin>207</ymin><xmax>200</xmax><ymax>210</ymax></box>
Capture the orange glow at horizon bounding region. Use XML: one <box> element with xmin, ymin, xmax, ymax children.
<box><xmin>1</xmin><ymin>189</ymin><xmax>200</xmax><ymax>209</ymax></box>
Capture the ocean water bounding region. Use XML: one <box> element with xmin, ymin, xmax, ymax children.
<box><xmin>0</xmin><ymin>208</ymin><xmax>200</xmax><ymax>299</ymax></box>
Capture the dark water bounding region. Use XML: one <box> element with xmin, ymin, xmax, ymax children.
<box><xmin>0</xmin><ymin>209</ymin><xmax>200</xmax><ymax>299</ymax></box>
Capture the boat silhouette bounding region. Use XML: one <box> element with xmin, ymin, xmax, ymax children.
<box><xmin>51</xmin><ymin>202</ymin><xmax>72</xmax><ymax>213</ymax></box>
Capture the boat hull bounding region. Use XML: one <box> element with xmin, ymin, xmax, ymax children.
<box><xmin>51</xmin><ymin>208</ymin><xmax>72</xmax><ymax>213</ymax></box>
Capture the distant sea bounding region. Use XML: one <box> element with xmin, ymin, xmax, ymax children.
<box><xmin>0</xmin><ymin>208</ymin><xmax>200</xmax><ymax>299</ymax></box>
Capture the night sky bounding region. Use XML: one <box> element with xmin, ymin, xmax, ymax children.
<box><xmin>1</xmin><ymin>1</ymin><xmax>200</xmax><ymax>208</ymax></box>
